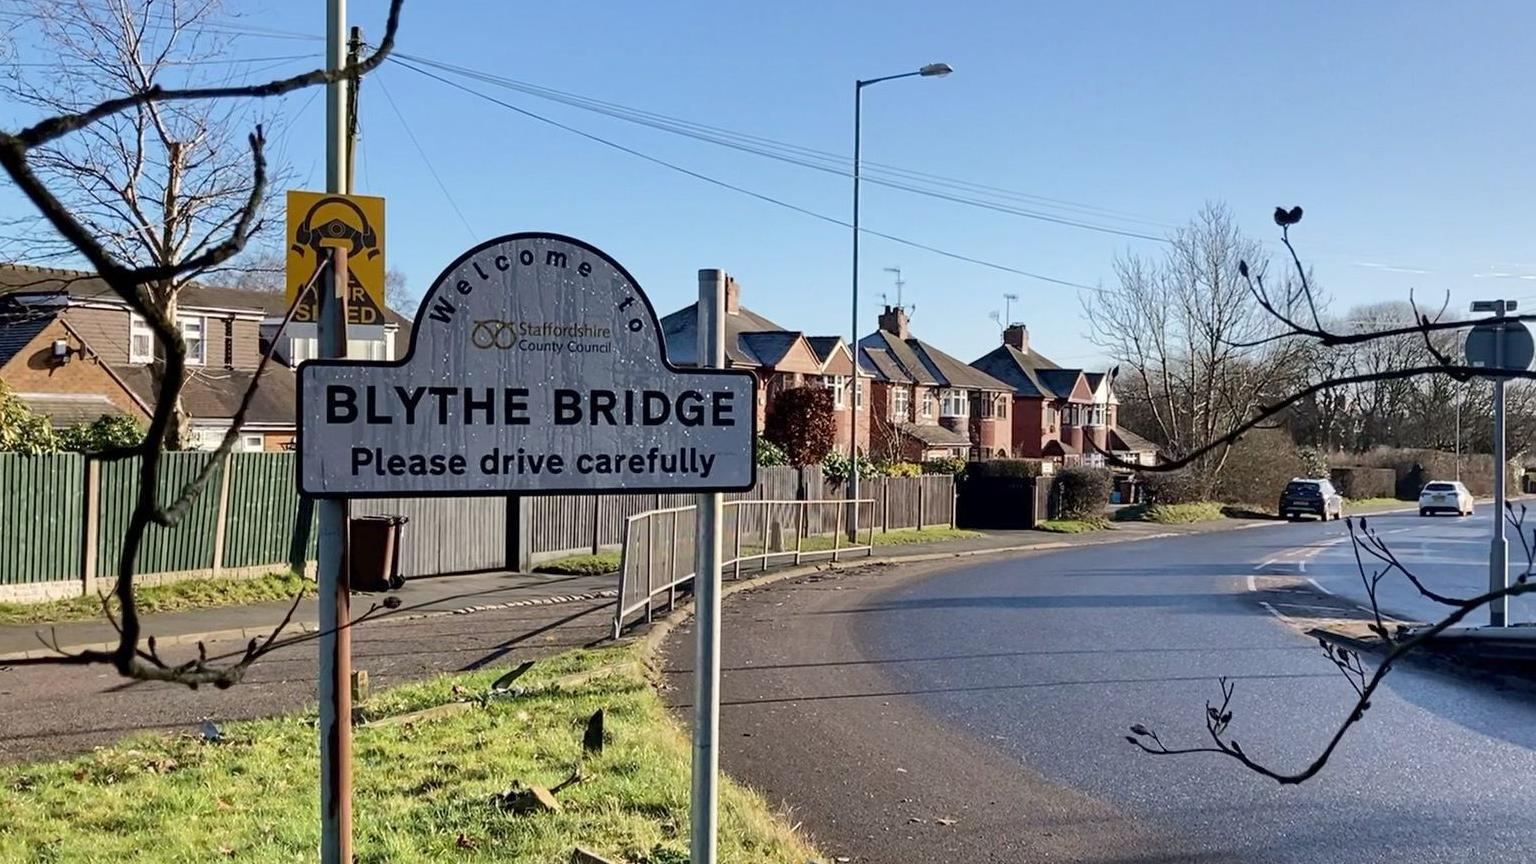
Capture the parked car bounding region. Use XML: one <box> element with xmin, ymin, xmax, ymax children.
<box><xmin>1419</xmin><ymin>480</ymin><xmax>1474</xmax><ymax>517</ymax></box>
<box><xmin>1278</xmin><ymin>478</ymin><xmax>1343</xmax><ymax>521</ymax></box>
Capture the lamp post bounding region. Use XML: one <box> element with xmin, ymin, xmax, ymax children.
<box><xmin>850</xmin><ymin>62</ymin><xmax>951</xmax><ymax>534</ymax></box>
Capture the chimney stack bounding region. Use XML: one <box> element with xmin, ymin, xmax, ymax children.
<box><xmin>1003</xmin><ymin>322</ymin><xmax>1029</xmax><ymax>353</ymax></box>
<box><xmin>724</xmin><ymin>274</ymin><xmax>742</xmax><ymax>315</ymax></box>
<box><xmin>877</xmin><ymin>305</ymin><xmax>910</xmax><ymax>340</ymax></box>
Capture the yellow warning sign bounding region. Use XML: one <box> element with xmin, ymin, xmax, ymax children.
<box><xmin>285</xmin><ymin>190</ymin><xmax>387</xmax><ymax>326</ymax></box>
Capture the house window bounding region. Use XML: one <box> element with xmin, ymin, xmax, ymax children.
<box><xmin>240</xmin><ymin>433</ymin><xmax>264</xmax><ymax>452</ymax></box>
<box><xmin>997</xmin><ymin>395</ymin><xmax>1008</xmax><ymax>419</ymax></box>
<box><xmin>855</xmin><ymin>378</ymin><xmax>865</xmax><ymax>409</ymax></box>
<box><xmin>347</xmin><ymin>338</ymin><xmax>387</xmax><ymax>361</ymax></box>
<box><xmin>921</xmin><ymin>390</ymin><xmax>934</xmax><ymax>419</ymax></box>
<box><xmin>1046</xmin><ymin>405</ymin><xmax>1057</xmax><ymax>430</ymax></box>
<box><xmin>1085</xmin><ymin>404</ymin><xmax>1107</xmax><ymax>426</ymax></box>
<box><xmin>980</xmin><ymin>394</ymin><xmax>1007</xmax><ymax>419</ymax></box>
<box><xmin>890</xmin><ymin>386</ymin><xmax>909</xmax><ymax>422</ymax></box>
<box><xmin>180</xmin><ymin>315</ymin><xmax>205</xmax><ymax>366</ymax></box>
<box><xmin>290</xmin><ymin>335</ymin><xmax>319</xmax><ymax>364</ymax></box>
<box><xmin>129</xmin><ymin>314</ymin><xmax>153</xmax><ymax>364</ymax></box>
<box><xmin>821</xmin><ymin>374</ymin><xmax>846</xmax><ymax>409</ymax></box>
<box><xmin>940</xmin><ymin>389</ymin><xmax>968</xmax><ymax>418</ymax></box>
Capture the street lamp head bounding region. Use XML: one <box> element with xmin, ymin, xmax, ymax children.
<box><xmin>919</xmin><ymin>62</ymin><xmax>953</xmax><ymax>77</ymax></box>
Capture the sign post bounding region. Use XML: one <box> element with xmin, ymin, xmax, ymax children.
<box><xmin>691</xmin><ymin>269</ymin><xmax>726</xmax><ymax>864</ymax></box>
<box><xmin>318</xmin><ymin>2</ymin><xmax>351</xmax><ymax>861</ymax></box>
<box><xmin>1465</xmin><ymin>301</ymin><xmax>1534</xmax><ymax>627</ymax></box>
<box><xmin>297</xmin><ymin>233</ymin><xmax>755</xmax><ymax>859</ymax></box>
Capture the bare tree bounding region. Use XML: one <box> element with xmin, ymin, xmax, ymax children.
<box><xmin>1087</xmin><ymin>203</ymin><xmax>1311</xmax><ymax>493</ymax></box>
<box><xmin>1117</xmin><ymin>206</ymin><xmax>1536</xmax><ymax>783</ymax></box>
<box><xmin>2</xmin><ymin>0</ymin><xmax>294</xmax><ymax>447</ymax></box>
<box><xmin>0</xmin><ymin>0</ymin><xmax>405</xmax><ymax>687</ymax></box>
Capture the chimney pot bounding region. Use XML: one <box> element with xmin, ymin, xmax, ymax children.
<box><xmin>878</xmin><ymin>304</ymin><xmax>910</xmax><ymax>340</ymax></box>
<box><xmin>724</xmin><ymin>275</ymin><xmax>741</xmax><ymax>315</ymax></box>
<box><xmin>1003</xmin><ymin>323</ymin><xmax>1029</xmax><ymax>353</ymax></box>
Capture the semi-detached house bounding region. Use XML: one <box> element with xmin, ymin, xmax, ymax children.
<box><xmin>858</xmin><ymin>305</ymin><xmax>1013</xmax><ymax>462</ymax></box>
<box><xmin>0</xmin><ymin>263</ymin><xmax>407</xmax><ymax>450</ymax></box>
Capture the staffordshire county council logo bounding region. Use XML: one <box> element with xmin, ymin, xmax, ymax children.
<box><xmin>471</xmin><ymin>320</ymin><xmax>520</xmax><ymax>349</ymax></box>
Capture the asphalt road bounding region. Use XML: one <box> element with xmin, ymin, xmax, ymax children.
<box><xmin>662</xmin><ymin>519</ymin><xmax>1536</xmax><ymax>864</ymax></box>
<box><xmin>0</xmin><ymin>596</ymin><xmax>615</xmax><ymax>762</ymax></box>
<box><xmin>1282</xmin><ymin>508</ymin><xmax>1536</xmax><ymax>625</ymax></box>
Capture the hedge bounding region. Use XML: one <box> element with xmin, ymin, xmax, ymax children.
<box><xmin>1054</xmin><ymin>466</ymin><xmax>1112</xmax><ymax>520</ymax></box>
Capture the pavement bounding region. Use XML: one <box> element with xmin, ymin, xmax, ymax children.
<box><xmin>0</xmin><ymin>568</ymin><xmax>620</xmax><ymax>660</ymax></box>
<box><xmin>0</xmin><ymin>516</ymin><xmax>1285</xmax><ymax>764</ymax></box>
<box><xmin>660</xmin><ymin>512</ymin><xmax>1536</xmax><ymax>863</ymax></box>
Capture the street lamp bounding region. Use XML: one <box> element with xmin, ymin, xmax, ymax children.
<box><xmin>850</xmin><ymin>61</ymin><xmax>951</xmax><ymax>537</ymax></box>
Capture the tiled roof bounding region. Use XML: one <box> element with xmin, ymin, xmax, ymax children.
<box><xmin>1037</xmin><ymin>368</ymin><xmax>1088</xmax><ymax>400</ymax></box>
<box><xmin>895</xmin><ymin>423</ymin><xmax>971</xmax><ymax>447</ymax></box>
<box><xmin>859</xmin><ymin>346</ymin><xmax>909</xmax><ymax>383</ymax></box>
<box><xmin>13</xmin><ymin>392</ymin><xmax>125</xmax><ymax>427</ymax></box>
<box><xmin>859</xmin><ymin>329</ymin><xmax>1010</xmax><ymax>392</ymax></box>
<box><xmin>1111</xmin><ymin>426</ymin><xmax>1159</xmax><ymax>454</ymax></box>
<box><xmin>805</xmin><ymin>336</ymin><xmax>842</xmax><ymax>365</ymax></box>
<box><xmin>739</xmin><ymin>331</ymin><xmax>802</xmax><ymax>367</ymax></box>
<box><xmin>0</xmin><ymin>263</ymin><xmax>410</xmax><ymax>329</ymax></box>
<box><xmin>970</xmin><ymin>345</ymin><xmax>1054</xmax><ymax>398</ymax></box>
<box><xmin>0</xmin><ymin>308</ymin><xmax>53</xmax><ymax>368</ymax></box>
<box><xmin>661</xmin><ymin>302</ymin><xmax>791</xmax><ymax>367</ymax></box>
<box><xmin>113</xmin><ymin>364</ymin><xmax>297</xmax><ymax>425</ymax></box>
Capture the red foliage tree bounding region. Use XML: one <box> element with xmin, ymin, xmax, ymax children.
<box><xmin>764</xmin><ymin>386</ymin><xmax>837</xmax><ymax>467</ymax></box>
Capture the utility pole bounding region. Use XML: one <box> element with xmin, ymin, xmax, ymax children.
<box><xmin>318</xmin><ymin>2</ymin><xmax>352</xmax><ymax>862</ymax></box>
<box><xmin>345</xmin><ymin>26</ymin><xmax>363</xmax><ymax>194</ymax></box>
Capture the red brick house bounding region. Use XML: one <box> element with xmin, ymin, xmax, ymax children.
<box><xmin>661</xmin><ymin>273</ymin><xmax>871</xmax><ymax>453</ymax></box>
<box><xmin>858</xmin><ymin>305</ymin><xmax>1012</xmax><ymax>462</ymax></box>
<box><xmin>0</xmin><ymin>264</ymin><xmax>414</xmax><ymax>451</ymax></box>
<box><xmin>971</xmin><ymin>323</ymin><xmax>1158</xmax><ymax>466</ymax></box>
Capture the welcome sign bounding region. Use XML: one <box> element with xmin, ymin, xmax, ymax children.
<box><xmin>296</xmin><ymin>233</ymin><xmax>757</xmax><ymax>497</ymax></box>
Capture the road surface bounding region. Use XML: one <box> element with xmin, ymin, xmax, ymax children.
<box><xmin>1277</xmin><ymin>508</ymin><xmax>1536</xmax><ymax>625</ymax></box>
<box><xmin>662</xmin><ymin>517</ymin><xmax>1536</xmax><ymax>863</ymax></box>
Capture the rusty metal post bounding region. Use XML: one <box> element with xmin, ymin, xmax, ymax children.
<box><xmin>316</xmin><ymin>247</ymin><xmax>352</xmax><ymax>864</ymax></box>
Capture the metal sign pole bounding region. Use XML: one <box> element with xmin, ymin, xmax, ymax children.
<box><xmin>1491</xmin><ymin>307</ymin><xmax>1508</xmax><ymax>627</ymax></box>
<box><xmin>319</xmin><ymin>1</ymin><xmax>353</xmax><ymax>861</ymax></box>
<box><xmin>691</xmin><ymin>269</ymin><xmax>726</xmax><ymax>864</ymax></box>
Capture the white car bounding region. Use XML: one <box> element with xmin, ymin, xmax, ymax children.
<box><xmin>1419</xmin><ymin>480</ymin><xmax>1474</xmax><ymax>517</ymax></box>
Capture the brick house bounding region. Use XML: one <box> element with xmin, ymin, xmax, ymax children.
<box><xmin>661</xmin><ymin>272</ymin><xmax>871</xmax><ymax>453</ymax></box>
<box><xmin>0</xmin><ymin>263</ymin><xmax>404</xmax><ymax>450</ymax></box>
<box><xmin>971</xmin><ymin>323</ymin><xmax>1158</xmax><ymax>466</ymax></box>
<box><xmin>858</xmin><ymin>305</ymin><xmax>1012</xmax><ymax>462</ymax></box>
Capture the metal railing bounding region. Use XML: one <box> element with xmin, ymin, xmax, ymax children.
<box><xmin>612</xmin><ymin>498</ymin><xmax>876</xmax><ymax>637</ymax></box>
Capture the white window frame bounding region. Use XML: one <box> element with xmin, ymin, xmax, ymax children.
<box><xmin>821</xmin><ymin>374</ymin><xmax>846</xmax><ymax>409</ymax></box>
<box><xmin>129</xmin><ymin>313</ymin><xmax>154</xmax><ymax>364</ymax></box>
<box><xmin>940</xmin><ymin>388</ymin><xmax>969</xmax><ymax>418</ymax></box>
<box><xmin>240</xmin><ymin>433</ymin><xmax>264</xmax><ymax>452</ymax></box>
<box><xmin>179</xmin><ymin>314</ymin><xmax>205</xmax><ymax>366</ymax></box>
<box><xmin>855</xmin><ymin>378</ymin><xmax>865</xmax><ymax>409</ymax></box>
<box><xmin>921</xmin><ymin>389</ymin><xmax>935</xmax><ymax>419</ymax></box>
<box><xmin>890</xmin><ymin>386</ymin><xmax>909</xmax><ymax>422</ymax></box>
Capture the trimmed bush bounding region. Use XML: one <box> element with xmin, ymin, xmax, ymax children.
<box><xmin>1338</xmin><ymin>447</ymin><xmax>1518</xmax><ymax>498</ymax></box>
<box><xmin>1142</xmin><ymin>470</ymin><xmax>1205</xmax><ymax>505</ymax></box>
<box><xmin>1329</xmin><ymin>466</ymin><xmax>1397</xmax><ymax>500</ymax></box>
<box><xmin>1054</xmin><ymin>466</ymin><xmax>1113</xmax><ymax>520</ymax></box>
<box><xmin>883</xmin><ymin>461</ymin><xmax>922</xmax><ymax>477</ymax></box>
<box><xmin>964</xmin><ymin>458</ymin><xmax>1046</xmax><ymax>480</ymax></box>
<box><xmin>923</xmin><ymin>456</ymin><xmax>966</xmax><ymax>476</ymax></box>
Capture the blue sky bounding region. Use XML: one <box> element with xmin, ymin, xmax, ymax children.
<box><xmin>7</xmin><ymin>1</ymin><xmax>1536</xmax><ymax>369</ymax></box>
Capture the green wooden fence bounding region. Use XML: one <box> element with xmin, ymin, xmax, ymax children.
<box><xmin>0</xmin><ymin>453</ymin><xmax>84</xmax><ymax>585</ymax></box>
<box><xmin>225</xmin><ymin>453</ymin><xmax>316</xmax><ymax>569</ymax></box>
<box><xmin>96</xmin><ymin>454</ymin><xmax>224</xmax><ymax>579</ymax></box>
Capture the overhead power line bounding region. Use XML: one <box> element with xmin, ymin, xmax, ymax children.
<box><xmin>374</xmin><ymin>69</ymin><xmax>477</xmax><ymax>241</ymax></box>
<box><xmin>390</xmin><ymin>51</ymin><xmax>1174</xmax><ymax>243</ymax></box>
<box><xmin>388</xmin><ymin>57</ymin><xmax>1100</xmax><ymax>292</ymax></box>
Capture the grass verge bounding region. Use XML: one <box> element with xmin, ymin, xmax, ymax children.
<box><xmin>1115</xmin><ymin>502</ymin><xmax>1230</xmax><ymax>524</ymax></box>
<box><xmin>0</xmin><ymin>644</ymin><xmax>817</xmax><ymax>864</ymax></box>
<box><xmin>1035</xmin><ymin>518</ymin><xmax>1109</xmax><ymax>534</ymax></box>
<box><xmin>534</xmin><ymin>551</ymin><xmax>622</xmax><ymax>576</ymax></box>
<box><xmin>0</xmin><ymin>570</ymin><xmax>312</xmax><ymax>626</ymax></box>
<box><xmin>1347</xmin><ymin>497</ymin><xmax>1409</xmax><ymax>509</ymax></box>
